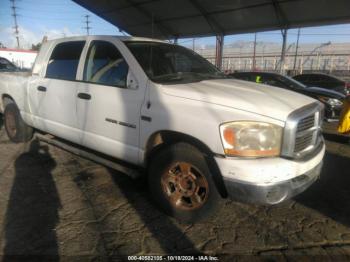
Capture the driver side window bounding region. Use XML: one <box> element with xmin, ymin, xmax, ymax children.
<box><xmin>83</xmin><ymin>41</ymin><xmax>129</xmax><ymax>88</ymax></box>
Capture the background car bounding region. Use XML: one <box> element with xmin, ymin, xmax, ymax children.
<box><xmin>230</xmin><ymin>71</ymin><xmax>345</xmax><ymax>122</ymax></box>
<box><xmin>293</xmin><ymin>73</ymin><xmax>350</xmax><ymax>96</ymax></box>
<box><xmin>0</xmin><ymin>57</ymin><xmax>18</xmax><ymax>72</ymax></box>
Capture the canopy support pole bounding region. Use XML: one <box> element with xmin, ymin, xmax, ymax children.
<box><xmin>252</xmin><ymin>33</ymin><xmax>257</xmax><ymax>71</ymax></box>
<box><xmin>293</xmin><ymin>28</ymin><xmax>301</xmax><ymax>71</ymax></box>
<box><xmin>215</xmin><ymin>34</ymin><xmax>224</xmax><ymax>70</ymax></box>
<box><xmin>280</xmin><ymin>28</ymin><xmax>288</xmax><ymax>74</ymax></box>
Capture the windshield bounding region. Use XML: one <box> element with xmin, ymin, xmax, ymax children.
<box><xmin>124</xmin><ymin>41</ymin><xmax>226</xmax><ymax>84</ymax></box>
<box><xmin>276</xmin><ymin>75</ymin><xmax>307</xmax><ymax>89</ymax></box>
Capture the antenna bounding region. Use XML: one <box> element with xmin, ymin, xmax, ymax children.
<box><xmin>10</xmin><ymin>0</ymin><xmax>20</xmax><ymax>48</ymax></box>
<box><xmin>83</xmin><ymin>15</ymin><xmax>92</xmax><ymax>35</ymax></box>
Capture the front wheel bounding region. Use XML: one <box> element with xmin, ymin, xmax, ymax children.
<box><xmin>148</xmin><ymin>143</ymin><xmax>221</xmax><ymax>223</ymax></box>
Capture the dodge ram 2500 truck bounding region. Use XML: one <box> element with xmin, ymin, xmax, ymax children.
<box><xmin>0</xmin><ymin>36</ymin><xmax>325</xmax><ymax>222</ymax></box>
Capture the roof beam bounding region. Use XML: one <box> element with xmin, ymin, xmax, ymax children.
<box><xmin>188</xmin><ymin>0</ymin><xmax>225</xmax><ymax>35</ymax></box>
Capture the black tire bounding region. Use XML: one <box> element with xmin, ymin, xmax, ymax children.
<box><xmin>148</xmin><ymin>143</ymin><xmax>221</xmax><ymax>223</ymax></box>
<box><xmin>4</xmin><ymin>102</ymin><xmax>33</xmax><ymax>143</ymax></box>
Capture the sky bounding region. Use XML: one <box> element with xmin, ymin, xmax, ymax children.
<box><xmin>0</xmin><ymin>0</ymin><xmax>350</xmax><ymax>49</ymax></box>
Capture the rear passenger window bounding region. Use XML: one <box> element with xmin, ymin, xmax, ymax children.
<box><xmin>83</xmin><ymin>41</ymin><xmax>129</xmax><ymax>88</ymax></box>
<box><xmin>308</xmin><ymin>75</ymin><xmax>320</xmax><ymax>82</ymax></box>
<box><xmin>46</xmin><ymin>41</ymin><xmax>85</xmax><ymax>80</ymax></box>
<box><xmin>295</xmin><ymin>75</ymin><xmax>308</xmax><ymax>81</ymax></box>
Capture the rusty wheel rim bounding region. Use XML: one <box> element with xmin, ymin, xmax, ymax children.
<box><xmin>5</xmin><ymin>111</ymin><xmax>17</xmax><ymax>138</ymax></box>
<box><xmin>161</xmin><ymin>162</ymin><xmax>209</xmax><ymax>211</ymax></box>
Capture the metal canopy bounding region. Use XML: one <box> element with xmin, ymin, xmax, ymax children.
<box><xmin>73</xmin><ymin>0</ymin><xmax>350</xmax><ymax>39</ymax></box>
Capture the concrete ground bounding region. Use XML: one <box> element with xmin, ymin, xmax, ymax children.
<box><xmin>0</xmin><ymin>117</ymin><xmax>350</xmax><ymax>261</ymax></box>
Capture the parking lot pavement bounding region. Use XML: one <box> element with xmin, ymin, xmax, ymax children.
<box><xmin>1</xmin><ymin>120</ymin><xmax>350</xmax><ymax>260</ymax></box>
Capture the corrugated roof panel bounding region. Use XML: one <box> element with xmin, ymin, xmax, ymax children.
<box><xmin>73</xmin><ymin>0</ymin><xmax>350</xmax><ymax>39</ymax></box>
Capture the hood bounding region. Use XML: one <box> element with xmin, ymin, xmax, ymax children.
<box><xmin>306</xmin><ymin>86</ymin><xmax>345</xmax><ymax>99</ymax></box>
<box><xmin>161</xmin><ymin>79</ymin><xmax>316</xmax><ymax>121</ymax></box>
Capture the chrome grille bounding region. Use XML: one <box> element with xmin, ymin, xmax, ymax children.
<box><xmin>294</xmin><ymin>132</ymin><xmax>313</xmax><ymax>152</ymax></box>
<box><xmin>281</xmin><ymin>102</ymin><xmax>324</xmax><ymax>159</ymax></box>
<box><xmin>294</xmin><ymin>114</ymin><xmax>316</xmax><ymax>153</ymax></box>
<box><xmin>297</xmin><ymin>114</ymin><xmax>315</xmax><ymax>132</ymax></box>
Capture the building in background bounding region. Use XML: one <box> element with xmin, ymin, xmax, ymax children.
<box><xmin>0</xmin><ymin>48</ymin><xmax>37</xmax><ymax>69</ymax></box>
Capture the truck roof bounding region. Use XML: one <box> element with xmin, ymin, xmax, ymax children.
<box><xmin>44</xmin><ymin>35</ymin><xmax>166</xmax><ymax>45</ymax></box>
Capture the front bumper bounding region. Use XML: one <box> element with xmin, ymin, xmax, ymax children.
<box><xmin>215</xmin><ymin>143</ymin><xmax>325</xmax><ymax>205</ymax></box>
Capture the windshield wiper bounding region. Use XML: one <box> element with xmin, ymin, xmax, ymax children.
<box><xmin>194</xmin><ymin>72</ymin><xmax>227</xmax><ymax>80</ymax></box>
<box><xmin>152</xmin><ymin>73</ymin><xmax>184</xmax><ymax>81</ymax></box>
<box><xmin>152</xmin><ymin>72</ymin><xmax>226</xmax><ymax>83</ymax></box>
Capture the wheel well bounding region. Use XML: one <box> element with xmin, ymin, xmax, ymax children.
<box><xmin>1</xmin><ymin>94</ymin><xmax>15</xmax><ymax>112</ymax></box>
<box><xmin>145</xmin><ymin>130</ymin><xmax>228</xmax><ymax>198</ymax></box>
<box><xmin>145</xmin><ymin>131</ymin><xmax>213</xmax><ymax>163</ymax></box>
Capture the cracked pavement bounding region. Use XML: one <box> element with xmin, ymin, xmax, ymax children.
<box><xmin>0</xmin><ymin>117</ymin><xmax>350</xmax><ymax>261</ymax></box>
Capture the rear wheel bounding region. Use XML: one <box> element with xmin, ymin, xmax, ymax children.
<box><xmin>4</xmin><ymin>103</ymin><xmax>33</xmax><ymax>143</ymax></box>
<box><xmin>148</xmin><ymin>143</ymin><xmax>221</xmax><ymax>223</ymax></box>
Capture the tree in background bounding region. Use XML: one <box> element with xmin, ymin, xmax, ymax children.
<box><xmin>31</xmin><ymin>43</ymin><xmax>42</xmax><ymax>51</ymax></box>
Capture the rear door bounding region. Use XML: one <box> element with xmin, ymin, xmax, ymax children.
<box><xmin>75</xmin><ymin>39</ymin><xmax>146</xmax><ymax>164</ymax></box>
<box><xmin>27</xmin><ymin>40</ymin><xmax>85</xmax><ymax>143</ymax></box>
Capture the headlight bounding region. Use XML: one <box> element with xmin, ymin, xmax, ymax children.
<box><xmin>219</xmin><ymin>121</ymin><xmax>283</xmax><ymax>157</ymax></box>
<box><xmin>317</xmin><ymin>96</ymin><xmax>343</xmax><ymax>107</ymax></box>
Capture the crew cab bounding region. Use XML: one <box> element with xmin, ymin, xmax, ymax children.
<box><xmin>0</xmin><ymin>36</ymin><xmax>325</xmax><ymax>222</ymax></box>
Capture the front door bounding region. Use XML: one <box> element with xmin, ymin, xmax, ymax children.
<box><xmin>76</xmin><ymin>40</ymin><xmax>145</xmax><ymax>164</ymax></box>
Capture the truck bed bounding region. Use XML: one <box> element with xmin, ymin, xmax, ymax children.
<box><xmin>0</xmin><ymin>71</ymin><xmax>31</xmax><ymax>113</ymax></box>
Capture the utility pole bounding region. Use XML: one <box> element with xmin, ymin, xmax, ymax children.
<box><xmin>252</xmin><ymin>33</ymin><xmax>257</xmax><ymax>71</ymax></box>
<box><xmin>192</xmin><ymin>38</ymin><xmax>195</xmax><ymax>51</ymax></box>
<box><xmin>10</xmin><ymin>0</ymin><xmax>20</xmax><ymax>48</ymax></box>
<box><xmin>83</xmin><ymin>15</ymin><xmax>92</xmax><ymax>35</ymax></box>
<box><xmin>293</xmin><ymin>28</ymin><xmax>301</xmax><ymax>71</ymax></box>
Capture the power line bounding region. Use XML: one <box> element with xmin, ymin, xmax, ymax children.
<box><xmin>9</xmin><ymin>0</ymin><xmax>20</xmax><ymax>48</ymax></box>
<box><xmin>19</xmin><ymin>0</ymin><xmax>76</xmax><ymax>6</ymax></box>
<box><xmin>83</xmin><ymin>15</ymin><xmax>91</xmax><ymax>35</ymax></box>
<box><xmin>19</xmin><ymin>15</ymin><xmax>83</xmax><ymax>22</ymax></box>
<box><xmin>17</xmin><ymin>7</ymin><xmax>87</xmax><ymax>15</ymax></box>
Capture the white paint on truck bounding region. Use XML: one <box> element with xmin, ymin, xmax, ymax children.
<box><xmin>0</xmin><ymin>36</ymin><xmax>325</xmax><ymax>219</ymax></box>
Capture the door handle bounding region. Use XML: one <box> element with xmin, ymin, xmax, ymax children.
<box><xmin>37</xmin><ymin>86</ymin><xmax>47</xmax><ymax>92</ymax></box>
<box><xmin>77</xmin><ymin>93</ymin><xmax>91</xmax><ymax>100</ymax></box>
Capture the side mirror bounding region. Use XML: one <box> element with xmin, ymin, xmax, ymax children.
<box><xmin>127</xmin><ymin>71</ymin><xmax>139</xmax><ymax>89</ymax></box>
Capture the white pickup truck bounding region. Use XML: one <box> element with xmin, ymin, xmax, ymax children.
<box><xmin>0</xmin><ymin>36</ymin><xmax>325</xmax><ymax>222</ymax></box>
